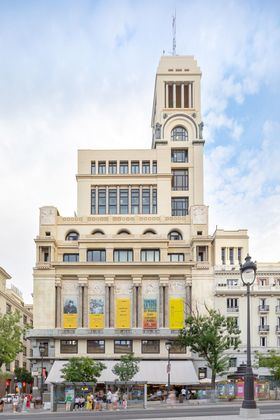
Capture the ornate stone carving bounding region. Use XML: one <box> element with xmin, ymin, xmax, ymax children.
<box><xmin>191</xmin><ymin>206</ymin><xmax>208</xmax><ymax>225</ymax></box>
<box><xmin>40</xmin><ymin>206</ymin><xmax>56</xmax><ymax>225</ymax></box>
<box><xmin>198</xmin><ymin>121</ymin><xmax>204</xmax><ymax>139</ymax></box>
<box><xmin>169</xmin><ymin>280</ymin><xmax>185</xmax><ymax>293</ymax></box>
<box><xmin>115</xmin><ymin>281</ymin><xmax>132</xmax><ymax>295</ymax></box>
<box><xmin>143</xmin><ymin>281</ymin><xmax>158</xmax><ymax>295</ymax></box>
<box><xmin>155</xmin><ymin>123</ymin><xmax>162</xmax><ymax>139</ymax></box>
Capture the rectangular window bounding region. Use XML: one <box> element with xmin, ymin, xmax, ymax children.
<box><xmin>260</xmin><ymin>336</ymin><xmax>267</xmax><ymax>347</ymax></box>
<box><xmin>23</xmin><ymin>346</ymin><xmax>27</xmax><ymax>356</ymax></box>
<box><xmin>171</xmin><ymin>197</ymin><xmax>188</xmax><ymax>216</ymax></box>
<box><xmin>131</xmin><ymin>188</ymin><xmax>140</xmax><ymax>214</ymax></box>
<box><xmin>23</xmin><ymin>315</ymin><xmax>28</xmax><ymax>325</ymax></box>
<box><xmin>120</xmin><ymin>161</ymin><xmax>128</xmax><ymax>174</ymax></box>
<box><xmin>196</xmin><ymin>246</ymin><xmax>208</xmax><ymax>262</ymax></box>
<box><xmin>176</xmin><ymin>84</ymin><xmax>182</xmax><ymax>108</ymax></box>
<box><xmin>229</xmin><ymin>358</ymin><xmax>237</xmax><ymax>368</ymax></box>
<box><xmin>91</xmin><ymin>188</ymin><xmax>96</xmax><ymax>214</ymax></box>
<box><xmin>131</xmin><ymin>161</ymin><xmax>140</xmax><ymax>174</ymax></box>
<box><xmin>142</xmin><ymin>188</ymin><xmax>150</xmax><ymax>214</ymax></box>
<box><xmin>60</xmin><ymin>340</ymin><xmax>78</xmax><ymax>354</ymax></box>
<box><xmin>87</xmin><ymin>249</ymin><xmax>106</xmax><ymax>262</ymax></box>
<box><xmin>98</xmin><ymin>161</ymin><xmax>106</xmax><ymax>174</ymax></box>
<box><xmin>198</xmin><ymin>367</ymin><xmax>207</xmax><ymax>379</ymax></box>
<box><xmin>168</xmin><ymin>83</ymin><xmax>173</xmax><ymax>108</ymax></box>
<box><xmin>171</xmin><ymin>149</ymin><xmax>187</xmax><ymax>163</ymax></box>
<box><xmin>238</xmin><ymin>247</ymin><xmax>242</xmax><ymax>264</ymax></box>
<box><xmin>87</xmin><ymin>340</ymin><xmax>105</xmax><ymax>354</ymax></box>
<box><xmin>229</xmin><ymin>247</ymin><xmax>234</xmax><ymax>265</ymax></box>
<box><xmin>184</xmin><ymin>83</ymin><xmax>190</xmax><ymax>108</ymax></box>
<box><xmin>119</xmin><ymin>189</ymin><xmax>129</xmax><ymax>214</ymax></box>
<box><xmin>6</xmin><ymin>363</ymin><xmax>10</xmax><ymax>371</ymax></box>
<box><xmin>108</xmin><ymin>189</ymin><xmax>117</xmax><ymax>214</ymax></box>
<box><xmin>141</xmin><ymin>249</ymin><xmax>160</xmax><ymax>262</ymax></box>
<box><xmin>98</xmin><ymin>188</ymin><xmax>106</xmax><ymax>214</ymax></box>
<box><xmin>63</xmin><ymin>253</ymin><xmax>79</xmax><ymax>262</ymax></box>
<box><xmin>114</xmin><ymin>249</ymin><xmax>133</xmax><ymax>262</ymax></box>
<box><xmin>172</xmin><ymin>169</ymin><xmax>188</xmax><ymax>190</ymax></box>
<box><xmin>142</xmin><ymin>161</ymin><xmax>150</xmax><ymax>174</ymax></box>
<box><xmin>227</xmin><ymin>317</ymin><xmax>239</xmax><ymax>327</ymax></box>
<box><xmin>91</xmin><ymin>161</ymin><xmax>96</xmax><ymax>175</ymax></box>
<box><xmin>227</xmin><ymin>279</ymin><xmax>238</xmax><ymax>287</ymax></box>
<box><xmin>114</xmin><ymin>340</ymin><xmax>132</xmax><ymax>353</ymax></box>
<box><xmin>221</xmin><ymin>247</ymin><xmax>226</xmax><ymax>265</ymax></box>
<box><xmin>108</xmin><ymin>161</ymin><xmax>117</xmax><ymax>174</ymax></box>
<box><xmin>152</xmin><ymin>161</ymin><xmax>157</xmax><ymax>174</ymax></box>
<box><xmin>169</xmin><ymin>253</ymin><xmax>185</xmax><ymax>262</ymax></box>
<box><xmin>142</xmin><ymin>340</ymin><xmax>160</xmax><ymax>353</ymax></box>
<box><xmin>227</xmin><ymin>298</ymin><xmax>239</xmax><ymax>311</ymax></box>
<box><xmin>170</xmin><ymin>341</ymin><xmax>186</xmax><ymax>354</ymax></box>
<box><xmin>152</xmin><ymin>188</ymin><xmax>157</xmax><ymax>214</ymax></box>
<box><xmin>6</xmin><ymin>303</ymin><xmax>12</xmax><ymax>314</ymax></box>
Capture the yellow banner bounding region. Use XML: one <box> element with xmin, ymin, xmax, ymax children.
<box><xmin>169</xmin><ymin>298</ymin><xmax>184</xmax><ymax>330</ymax></box>
<box><xmin>63</xmin><ymin>314</ymin><xmax>78</xmax><ymax>329</ymax></box>
<box><xmin>116</xmin><ymin>298</ymin><xmax>130</xmax><ymax>329</ymax></box>
<box><xmin>89</xmin><ymin>314</ymin><xmax>104</xmax><ymax>329</ymax></box>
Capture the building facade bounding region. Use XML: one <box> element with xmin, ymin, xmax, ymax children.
<box><xmin>28</xmin><ymin>54</ymin><xmax>277</xmax><ymax>386</ymax></box>
<box><xmin>0</xmin><ymin>266</ymin><xmax>33</xmax><ymax>392</ymax></box>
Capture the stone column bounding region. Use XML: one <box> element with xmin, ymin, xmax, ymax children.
<box><xmin>133</xmin><ymin>277</ymin><xmax>142</xmax><ymax>328</ymax></box>
<box><xmin>78</xmin><ymin>277</ymin><xmax>88</xmax><ymax>328</ymax></box>
<box><xmin>160</xmin><ymin>277</ymin><xmax>169</xmax><ymax>328</ymax></box>
<box><xmin>164</xmin><ymin>285</ymin><xmax>169</xmax><ymax>328</ymax></box>
<box><xmin>159</xmin><ymin>285</ymin><xmax>163</xmax><ymax>328</ymax></box>
<box><xmin>55</xmin><ymin>278</ymin><xmax>61</xmax><ymax>328</ymax></box>
<box><xmin>185</xmin><ymin>279</ymin><xmax>192</xmax><ymax>316</ymax></box>
<box><xmin>105</xmin><ymin>285</ymin><xmax>110</xmax><ymax>328</ymax></box>
<box><xmin>105</xmin><ymin>277</ymin><xmax>115</xmax><ymax>328</ymax></box>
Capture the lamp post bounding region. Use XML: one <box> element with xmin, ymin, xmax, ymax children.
<box><xmin>240</xmin><ymin>255</ymin><xmax>260</xmax><ymax>418</ymax></box>
<box><xmin>39</xmin><ymin>343</ymin><xmax>45</xmax><ymax>406</ymax></box>
<box><xmin>165</xmin><ymin>341</ymin><xmax>172</xmax><ymax>399</ymax></box>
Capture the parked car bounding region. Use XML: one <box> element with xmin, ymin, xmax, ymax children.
<box><xmin>2</xmin><ymin>394</ymin><xmax>15</xmax><ymax>403</ymax></box>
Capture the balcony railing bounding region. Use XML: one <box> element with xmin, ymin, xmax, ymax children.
<box><xmin>258</xmin><ymin>305</ymin><xmax>270</xmax><ymax>312</ymax></box>
<box><xmin>258</xmin><ymin>325</ymin><xmax>270</xmax><ymax>332</ymax></box>
<box><xmin>227</xmin><ymin>307</ymin><xmax>239</xmax><ymax>313</ymax></box>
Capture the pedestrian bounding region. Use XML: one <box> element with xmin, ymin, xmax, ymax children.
<box><xmin>106</xmin><ymin>389</ymin><xmax>112</xmax><ymax>410</ymax></box>
<box><xmin>12</xmin><ymin>395</ymin><xmax>18</xmax><ymax>413</ymax></box>
<box><xmin>112</xmin><ymin>391</ymin><xmax>119</xmax><ymax>410</ymax></box>
<box><xmin>86</xmin><ymin>394</ymin><xmax>92</xmax><ymax>410</ymax></box>
<box><xmin>80</xmin><ymin>396</ymin><xmax>85</xmax><ymax>410</ymax></box>
<box><xmin>122</xmin><ymin>392</ymin><xmax>127</xmax><ymax>409</ymax></box>
<box><xmin>73</xmin><ymin>396</ymin><xmax>80</xmax><ymax>411</ymax></box>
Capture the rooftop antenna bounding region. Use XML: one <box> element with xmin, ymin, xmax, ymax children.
<box><xmin>172</xmin><ymin>10</ymin><xmax>176</xmax><ymax>56</ymax></box>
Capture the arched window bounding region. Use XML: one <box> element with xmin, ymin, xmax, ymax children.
<box><xmin>117</xmin><ymin>229</ymin><xmax>131</xmax><ymax>235</ymax></box>
<box><xmin>168</xmin><ymin>230</ymin><xmax>183</xmax><ymax>240</ymax></box>
<box><xmin>171</xmin><ymin>126</ymin><xmax>188</xmax><ymax>141</ymax></box>
<box><xmin>92</xmin><ymin>229</ymin><xmax>105</xmax><ymax>236</ymax></box>
<box><xmin>65</xmin><ymin>231</ymin><xmax>79</xmax><ymax>241</ymax></box>
<box><xmin>143</xmin><ymin>229</ymin><xmax>157</xmax><ymax>235</ymax></box>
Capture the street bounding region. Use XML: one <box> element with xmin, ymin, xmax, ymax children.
<box><xmin>1</xmin><ymin>403</ymin><xmax>280</xmax><ymax>419</ymax></box>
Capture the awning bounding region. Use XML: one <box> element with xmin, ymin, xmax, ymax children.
<box><xmin>46</xmin><ymin>360</ymin><xmax>199</xmax><ymax>385</ymax></box>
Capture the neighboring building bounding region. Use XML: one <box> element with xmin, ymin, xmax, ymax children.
<box><xmin>0</xmin><ymin>266</ymin><xmax>33</xmax><ymax>393</ymax></box>
<box><xmin>28</xmin><ymin>54</ymin><xmax>278</xmax><ymax>387</ymax></box>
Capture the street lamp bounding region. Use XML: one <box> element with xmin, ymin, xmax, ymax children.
<box><xmin>39</xmin><ymin>343</ymin><xmax>45</xmax><ymax>406</ymax></box>
<box><xmin>165</xmin><ymin>340</ymin><xmax>172</xmax><ymax>399</ymax></box>
<box><xmin>240</xmin><ymin>255</ymin><xmax>260</xmax><ymax>418</ymax></box>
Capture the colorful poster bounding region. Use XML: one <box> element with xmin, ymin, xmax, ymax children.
<box><xmin>89</xmin><ymin>298</ymin><xmax>104</xmax><ymax>329</ymax></box>
<box><xmin>63</xmin><ymin>298</ymin><xmax>78</xmax><ymax>329</ymax></box>
<box><xmin>169</xmin><ymin>298</ymin><xmax>184</xmax><ymax>330</ymax></box>
<box><xmin>143</xmin><ymin>299</ymin><xmax>157</xmax><ymax>329</ymax></box>
<box><xmin>116</xmin><ymin>298</ymin><xmax>130</xmax><ymax>329</ymax></box>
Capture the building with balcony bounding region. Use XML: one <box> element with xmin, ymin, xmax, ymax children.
<box><xmin>28</xmin><ymin>54</ymin><xmax>279</xmax><ymax>387</ymax></box>
<box><xmin>0</xmin><ymin>266</ymin><xmax>33</xmax><ymax>393</ymax></box>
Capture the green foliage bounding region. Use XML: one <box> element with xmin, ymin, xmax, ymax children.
<box><xmin>0</xmin><ymin>311</ymin><xmax>26</xmax><ymax>368</ymax></box>
<box><xmin>112</xmin><ymin>353</ymin><xmax>140</xmax><ymax>382</ymax></box>
<box><xmin>61</xmin><ymin>357</ymin><xmax>106</xmax><ymax>383</ymax></box>
<box><xmin>257</xmin><ymin>351</ymin><xmax>280</xmax><ymax>381</ymax></box>
<box><xmin>178</xmin><ymin>307</ymin><xmax>241</xmax><ymax>388</ymax></box>
<box><xmin>14</xmin><ymin>367</ymin><xmax>33</xmax><ymax>384</ymax></box>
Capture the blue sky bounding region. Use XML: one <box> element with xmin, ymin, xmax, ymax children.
<box><xmin>0</xmin><ymin>0</ymin><xmax>280</xmax><ymax>301</ymax></box>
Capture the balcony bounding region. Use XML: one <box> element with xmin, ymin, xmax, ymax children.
<box><xmin>258</xmin><ymin>325</ymin><xmax>270</xmax><ymax>333</ymax></box>
<box><xmin>276</xmin><ymin>306</ymin><xmax>280</xmax><ymax>314</ymax></box>
<box><xmin>227</xmin><ymin>307</ymin><xmax>239</xmax><ymax>313</ymax></box>
<box><xmin>276</xmin><ymin>326</ymin><xmax>280</xmax><ymax>333</ymax></box>
<box><xmin>258</xmin><ymin>305</ymin><xmax>270</xmax><ymax>313</ymax></box>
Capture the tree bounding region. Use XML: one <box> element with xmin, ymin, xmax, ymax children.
<box><xmin>112</xmin><ymin>353</ymin><xmax>140</xmax><ymax>382</ymax></box>
<box><xmin>178</xmin><ymin>307</ymin><xmax>241</xmax><ymax>390</ymax></box>
<box><xmin>257</xmin><ymin>351</ymin><xmax>280</xmax><ymax>381</ymax></box>
<box><xmin>61</xmin><ymin>357</ymin><xmax>106</xmax><ymax>383</ymax></box>
<box><xmin>14</xmin><ymin>367</ymin><xmax>33</xmax><ymax>384</ymax></box>
<box><xmin>0</xmin><ymin>311</ymin><xmax>26</xmax><ymax>369</ymax></box>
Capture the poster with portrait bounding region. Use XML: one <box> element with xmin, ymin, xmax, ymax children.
<box><xmin>63</xmin><ymin>297</ymin><xmax>78</xmax><ymax>329</ymax></box>
<box><xmin>116</xmin><ymin>298</ymin><xmax>130</xmax><ymax>329</ymax></box>
<box><xmin>89</xmin><ymin>298</ymin><xmax>104</xmax><ymax>329</ymax></box>
<box><xmin>143</xmin><ymin>299</ymin><xmax>157</xmax><ymax>329</ymax></box>
<box><xmin>169</xmin><ymin>297</ymin><xmax>184</xmax><ymax>330</ymax></box>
